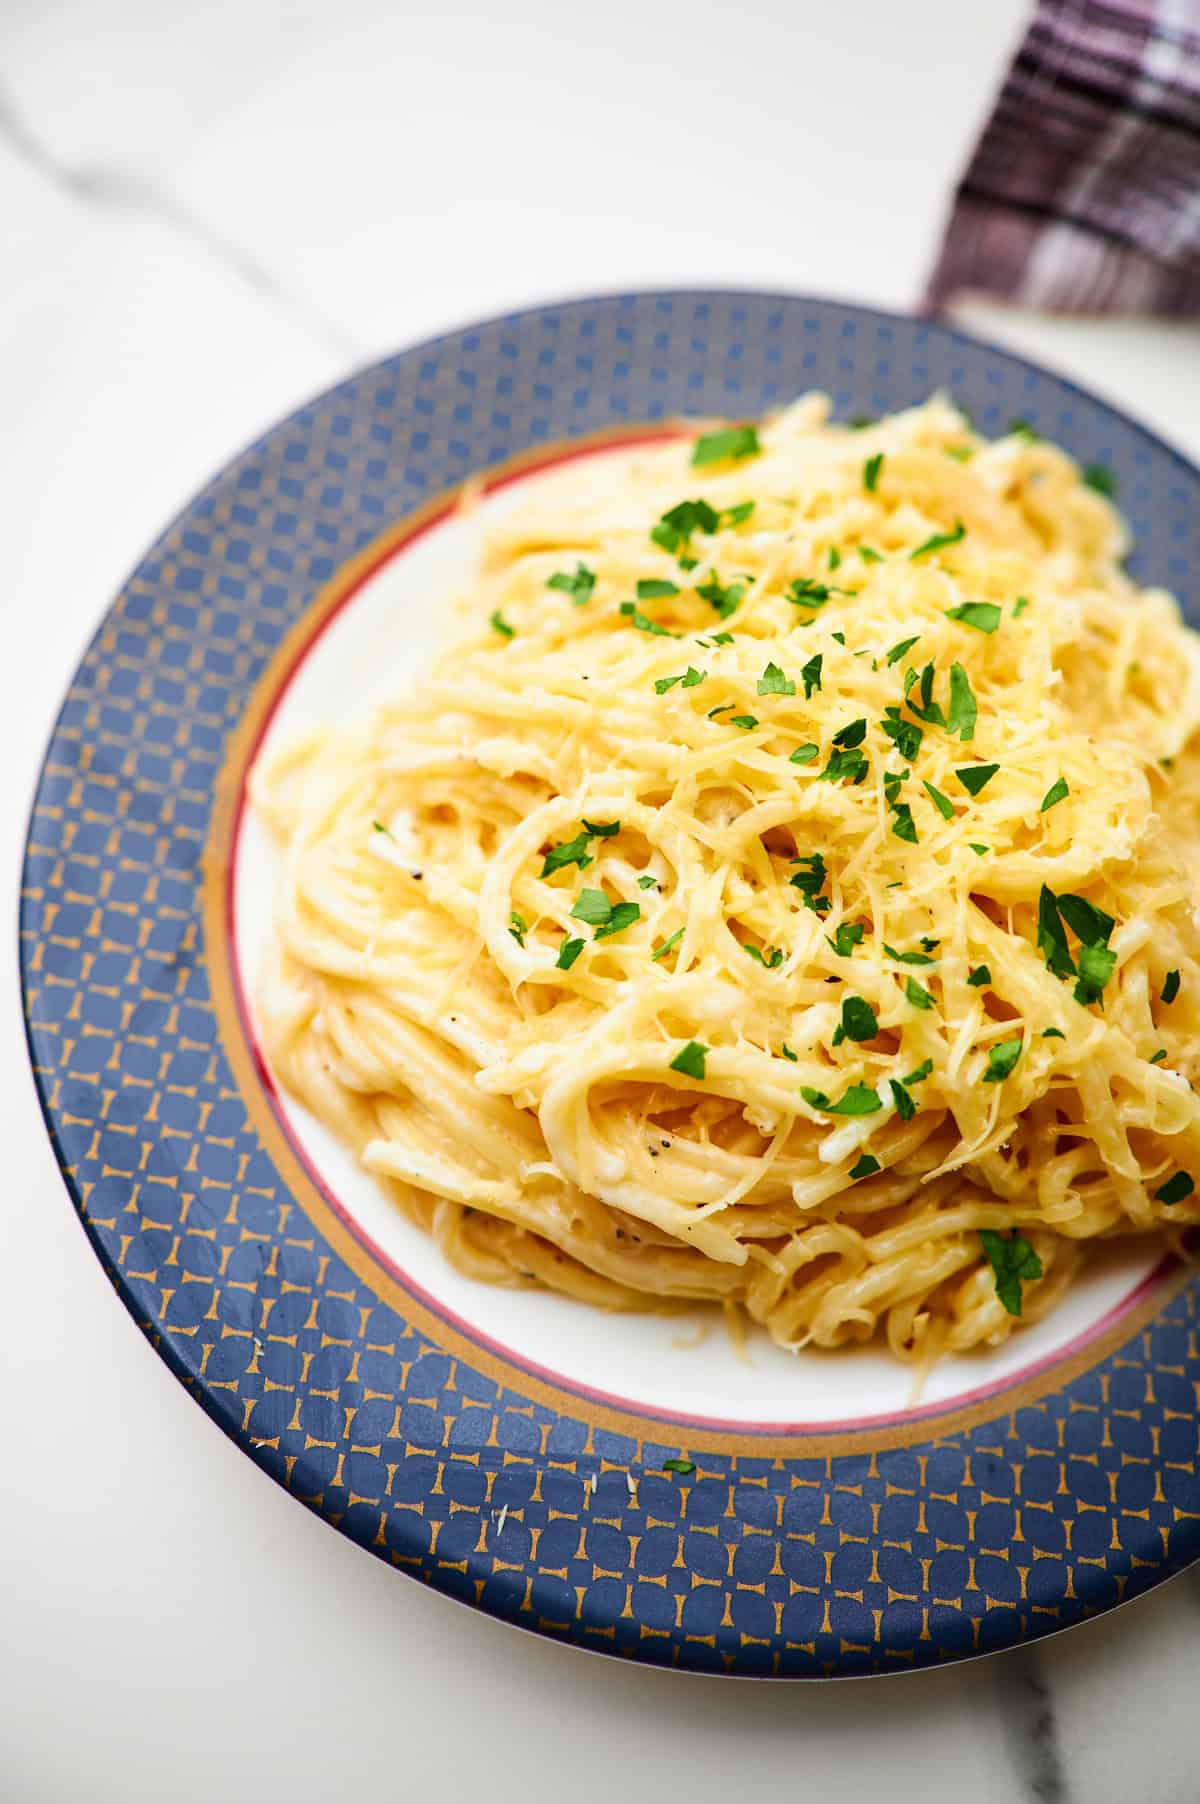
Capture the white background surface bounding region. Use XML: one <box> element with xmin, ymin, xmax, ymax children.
<box><xmin>3</xmin><ymin>3</ymin><xmax>1200</xmax><ymax>1800</ymax></box>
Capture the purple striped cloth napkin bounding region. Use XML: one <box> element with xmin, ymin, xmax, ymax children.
<box><xmin>926</xmin><ymin>0</ymin><xmax>1200</xmax><ymax>315</ymax></box>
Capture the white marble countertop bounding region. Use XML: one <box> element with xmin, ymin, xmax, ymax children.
<box><xmin>4</xmin><ymin>3</ymin><xmax>1200</xmax><ymax>1800</ymax></box>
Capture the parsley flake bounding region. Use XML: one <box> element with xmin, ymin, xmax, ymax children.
<box><xmin>910</xmin><ymin>521</ymin><xmax>966</xmax><ymax>561</ymax></box>
<box><xmin>886</xmin><ymin>636</ymin><xmax>920</xmax><ymax>667</ymax></box>
<box><xmin>859</xmin><ymin>545</ymin><xmax>884</xmax><ymax>564</ymax></box>
<box><xmin>956</xmin><ymin>763</ymin><xmax>999</xmax><ymax>797</ymax></box>
<box><xmin>833</xmin><ymin>718</ymin><xmax>867</xmax><ymax>748</ymax></box>
<box><xmin>821</xmin><ymin>747</ymin><xmax>869</xmax><ymax>785</ymax></box>
<box><xmin>850</xmin><ymin>1153</ymin><xmax>881</xmax><ymax>1180</ymax></box>
<box><xmin>789</xmin><ymin>742</ymin><xmax>820</xmax><ymax>765</ymax></box>
<box><xmin>923</xmin><ymin>780</ymin><xmax>955</xmax><ymax>821</ymax></box>
<box><xmin>508</xmin><ymin>912</ymin><xmax>527</xmax><ymax>946</ymax></box>
<box><xmin>669</xmin><ymin>1041</ymin><xmax>708</xmax><ymax>1080</ymax></box>
<box><xmin>650</xmin><ymin>927</ymin><xmax>684</xmax><ymax>962</ymax></box>
<box><xmin>828</xmin><ymin>547</ymin><xmax>842</xmax><ymax>570</ymax></box>
<box><xmin>1156</xmin><ymin>1172</ymin><xmax>1193</xmax><ymax>1205</ymax></box>
<box><xmin>780</xmin><ymin>1044</ymin><xmax>798</xmax><ymax>1062</ymax></box>
<box><xmin>1012</xmin><ymin>596</ymin><xmax>1030</xmax><ymax>618</ymax></box>
<box><xmin>983</xmin><ymin>1037</ymin><xmax>1023</xmax><ymax>1082</ymax></box>
<box><xmin>744</xmin><ymin>943</ymin><xmax>783</xmax><ymax>969</ymax></box>
<box><xmin>619</xmin><ymin>601</ymin><xmax>678</xmax><ymax>636</ymax></box>
<box><xmin>838</xmin><ymin>995</ymin><xmax>879</xmax><ymax>1043</ymax></box>
<box><xmin>801</xmin><ymin>1083</ymin><xmax>882</xmax><ymax>1118</ymax></box>
<box><xmin>722</xmin><ymin>501</ymin><xmax>755</xmax><ymax>528</ymax></box>
<box><xmin>1040</xmin><ymin>777</ymin><xmax>1069</xmax><ymax>813</ymax></box>
<box><xmin>582</xmin><ymin>818</ymin><xmax>620</xmax><ymax>837</ymax></box>
<box><xmin>880</xmin><ymin>709</ymin><xmax>923</xmax><ymax>762</ymax></box>
<box><xmin>1083</xmin><ymin>463</ymin><xmax>1117</xmax><ymax>499</ymax></box>
<box><xmin>547</xmin><ymin>563</ymin><xmax>596</xmax><ymax>605</ymax></box>
<box><xmin>1162</xmin><ymin>970</ymin><xmax>1181</xmax><ymax>1004</ymax></box>
<box><xmin>692</xmin><ymin>425</ymin><xmax>761</xmax><ymax>467</ymax></box>
<box><xmin>967</xmin><ymin>964</ymin><xmax>991</xmax><ymax>988</ymax></box>
<box><xmin>651</xmin><ymin>498</ymin><xmax>720</xmax><ymax>556</ymax></box>
<box><xmin>638</xmin><ymin>874</ymin><xmax>657</xmax><ymax>890</ymax></box>
<box><xmin>758</xmin><ymin>661</ymin><xmax>796</xmax><ymax>697</ymax></box>
<box><xmin>945</xmin><ymin>601</ymin><xmax>1001</xmax><ymax>634</ymax></box>
<box><xmin>979</xmin><ymin>1229</ymin><xmax>1043</xmax><ymax>1316</ymax></box>
<box><xmin>828</xmin><ymin>922</ymin><xmax>865</xmax><ymax>957</ymax></box>
<box><xmin>969</xmin><ymin>843</ymin><xmax>989</xmax><ymax>856</ymax></box>
<box><xmin>905</xmin><ymin>976</ymin><xmax>935</xmax><ymax>1009</ymax></box>
<box><xmin>696</xmin><ymin>574</ymin><xmax>746</xmax><ymax>619</ymax></box>
<box><xmin>541</xmin><ymin>831</ymin><xmax>594</xmax><ymax>878</ymax></box>
<box><xmin>890</xmin><ymin>802</ymin><xmax>918</xmax><ymax>843</ymax></box>
<box><xmin>946</xmin><ymin>663</ymin><xmax>977</xmax><ymax>740</ymax></box>
<box><xmin>801</xmin><ymin>654</ymin><xmax>823</xmax><ymax>699</ymax></box>
<box><xmin>637</xmin><ymin>578</ymin><xmax>680</xmax><ymax>599</ymax></box>
<box><xmin>1149</xmin><ymin>1048</ymin><xmax>1167</xmax><ymax>1063</ymax></box>
<box><xmin>662</xmin><ymin>1458</ymin><xmax>696</xmax><ymax>1476</ymax></box>
<box><xmin>889</xmin><ymin>1078</ymin><xmax>917</xmax><ymax>1120</ymax></box>
<box><xmin>556</xmin><ymin>937</ymin><xmax>585</xmax><ymax>970</ymax></box>
<box><xmin>489</xmin><ymin>609</ymin><xmax>515</xmax><ymax>639</ymax></box>
<box><xmin>883</xmin><ymin>943</ymin><xmax>937</xmax><ymax>967</ymax></box>
<box><xmin>729</xmin><ymin>714</ymin><xmax>759</xmax><ymax>730</ymax></box>
<box><xmin>903</xmin><ymin>1059</ymin><xmax>933</xmax><ymax>1084</ymax></box>
<box><xmin>1042</xmin><ymin>1027</ymin><xmax>1065</xmax><ymax>1039</ymax></box>
<box><xmin>787</xmin><ymin>578</ymin><xmax>833</xmax><ymax>611</ymax></box>
<box><xmin>863</xmin><ymin>452</ymin><xmax>884</xmax><ymax>492</ymax></box>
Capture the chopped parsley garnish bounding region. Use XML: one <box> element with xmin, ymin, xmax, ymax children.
<box><xmin>889</xmin><ymin>1078</ymin><xmax>917</xmax><ymax>1119</ymax></box>
<box><xmin>979</xmin><ymin>1229</ymin><xmax>1043</xmax><ymax>1316</ymax></box>
<box><xmin>863</xmin><ymin>452</ymin><xmax>884</xmax><ymax>492</ymax></box>
<box><xmin>1008</xmin><ymin>418</ymin><xmax>1039</xmax><ymax>441</ymax></box>
<box><xmin>1156</xmin><ymin>1172</ymin><xmax>1193</xmax><ymax>1205</ymax></box>
<box><xmin>662</xmin><ymin>1458</ymin><xmax>696</xmax><ymax>1475</ymax></box>
<box><xmin>1083</xmin><ymin>463</ymin><xmax>1117</xmax><ymax>499</ymax></box>
<box><xmin>547</xmin><ymin>563</ymin><xmax>596</xmax><ymax>604</ymax></box>
<box><xmin>696</xmin><ymin>573</ymin><xmax>746</xmax><ymax>619</ymax></box>
<box><xmin>650</xmin><ymin>926</ymin><xmax>685</xmax><ymax>962</ymax></box>
<box><xmin>1040</xmin><ymin>776</ymin><xmax>1069</xmax><ymax>813</ymax></box>
<box><xmin>669</xmin><ymin>1041</ymin><xmax>708</xmax><ymax>1080</ymax></box>
<box><xmin>729</xmin><ymin>714</ymin><xmax>759</xmax><ymax>730</ymax></box>
<box><xmin>850</xmin><ymin>1153</ymin><xmax>881</xmax><ymax>1180</ymax></box>
<box><xmin>790</xmin><ymin>852</ymin><xmax>830</xmax><ymax>913</ymax></box>
<box><xmin>1162</xmin><ymin>970</ymin><xmax>1181</xmax><ymax>1004</ymax></box>
<box><xmin>570</xmin><ymin>890</ymin><xmax>640</xmax><ymax>939</ymax></box>
<box><xmin>508</xmin><ymin>912</ymin><xmax>527</xmax><ymax>946</ymax></box>
<box><xmin>922</xmin><ymin>780</ymin><xmax>955</xmax><ymax>821</ymax></box>
<box><xmin>983</xmin><ymin>1037</ymin><xmax>1022</xmax><ymax>1082</ymax></box>
<box><xmin>945</xmin><ymin>601</ymin><xmax>1001</xmax><ymax>634</ymax></box>
<box><xmin>884</xmin><ymin>943</ymin><xmax>937</xmax><ymax>966</ymax></box>
<box><xmin>821</xmin><ymin>747</ymin><xmax>869</xmax><ymax>785</ymax></box>
<box><xmin>372</xmin><ymin>820</ymin><xmax>394</xmax><ymax>839</ymax></box>
<box><xmin>695</xmin><ymin>631</ymin><xmax>734</xmax><ymax>647</ymax></box>
<box><xmin>836</xmin><ymin>995</ymin><xmax>879</xmax><ymax>1044</ymax></box>
<box><xmin>833</xmin><ymin>718</ymin><xmax>867</xmax><ymax>748</ymax></box>
<box><xmin>541</xmin><ymin>830</ymin><xmax>594</xmax><ymax>877</ymax></box>
<box><xmin>969</xmin><ymin>843</ymin><xmax>988</xmax><ymax>856</ymax></box>
<box><xmin>947</xmin><ymin>664</ymin><xmax>978</xmax><ymax>740</ymax></box>
<box><xmin>828</xmin><ymin>922</ymin><xmax>866</xmax><ymax>957</ymax></box>
<box><xmin>637</xmin><ymin>874</ymin><xmax>658</xmax><ymax>890</ymax></box>
<box><xmin>886</xmin><ymin>636</ymin><xmax>920</xmax><ymax>667</ymax></box>
<box><xmin>801</xmin><ymin>1083</ymin><xmax>882</xmax><ymax>1117</ymax></box>
<box><xmin>1042</xmin><ymin>1027</ymin><xmax>1065</xmax><ymax>1039</ymax></box>
<box><xmin>880</xmin><ymin>709</ymin><xmax>923</xmax><ymax>762</ymax></box>
<box><xmin>905</xmin><ymin>976</ymin><xmax>935</xmax><ymax>1009</ymax></box>
<box><xmin>582</xmin><ymin>818</ymin><xmax>620</xmax><ymax>837</ymax></box>
<box><xmin>789</xmin><ymin>742</ymin><xmax>820</xmax><ymax>765</ymax></box>
<box><xmin>787</xmin><ymin>578</ymin><xmax>833</xmax><ymax>611</ymax></box>
<box><xmin>801</xmin><ymin>654</ymin><xmax>823</xmax><ymax>699</ymax></box>
<box><xmin>849</xmin><ymin>415</ymin><xmax>876</xmax><ymax>430</ymax></box>
<box><xmin>1036</xmin><ymin>886</ymin><xmax>1118</xmax><ymax>1006</ymax></box>
<box><xmin>1150</xmin><ymin>1048</ymin><xmax>1167</xmax><ymax>1063</ymax></box>
<box><xmin>489</xmin><ymin>609</ymin><xmax>515</xmax><ymax>638</ymax></box>
<box><xmin>1012</xmin><ymin>596</ymin><xmax>1030</xmax><ymax>617</ymax></box>
<box><xmin>619</xmin><ymin>601</ymin><xmax>678</xmax><ymax>636</ymax></box>
<box><xmin>637</xmin><ymin>578</ymin><xmax>680</xmax><ymax>600</ymax></box>
<box><xmin>651</xmin><ymin>498</ymin><xmax>720</xmax><ymax>555</ymax></box>
<box><xmin>780</xmin><ymin>1044</ymin><xmax>798</xmax><ymax>1062</ymax></box>
<box><xmin>903</xmin><ymin>1059</ymin><xmax>933</xmax><ymax>1083</ymax></box>
<box><xmin>556</xmin><ymin>937</ymin><xmax>584</xmax><ymax>970</ymax></box>
<box><xmin>890</xmin><ymin>803</ymin><xmax>918</xmax><ymax>843</ymax></box>
<box><xmin>744</xmin><ymin>943</ymin><xmax>783</xmax><ymax>968</ymax></box>
<box><xmin>655</xmin><ymin>666</ymin><xmax>706</xmax><ymax>694</ymax></box>
<box><xmin>910</xmin><ymin>521</ymin><xmax>966</xmax><ymax>561</ymax></box>
<box><xmin>828</xmin><ymin>546</ymin><xmax>842</xmax><ymax>570</ymax></box>
<box><xmin>722</xmin><ymin>501</ymin><xmax>755</xmax><ymax>528</ymax></box>
<box><xmin>859</xmin><ymin>545</ymin><xmax>884</xmax><ymax>563</ymax></box>
<box><xmin>758</xmin><ymin>661</ymin><xmax>796</xmax><ymax>697</ymax></box>
<box><xmin>883</xmin><ymin>769</ymin><xmax>907</xmax><ymax>804</ymax></box>
<box><xmin>967</xmin><ymin>964</ymin><xmax>991</xmax><ymax>988</ymax></box>
<box><xmin>956</xmin><ymin>763</ymin><xmax>999</xmax><ymax>797</ymax></box>
<box><xmin>691</xmin><ymin>425</ymin><xmax>761</xmax><ymax>467</ymax></box>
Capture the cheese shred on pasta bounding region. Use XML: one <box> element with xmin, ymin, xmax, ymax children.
<box><xmin>253</xmin><ymin>396</ymin><xmax>1200</xmax><ymax>1364</ymax></box>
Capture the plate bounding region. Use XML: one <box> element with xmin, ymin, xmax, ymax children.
<box><xmin>21</xmin><ymin>291</ymin><xmax>1200</xmax><ymax>1677</ymax></box>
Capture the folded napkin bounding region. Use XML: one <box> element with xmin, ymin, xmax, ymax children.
<box><xmin>926</xmin><ymin>0</ymin><xmax>1200</xmax><ymax>315</ymax></box>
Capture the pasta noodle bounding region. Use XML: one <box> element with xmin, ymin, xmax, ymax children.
<box><xmin>252</xmin><ymin>396</ymin><xmax>1200</xmax><ymax>1364</ymax></box>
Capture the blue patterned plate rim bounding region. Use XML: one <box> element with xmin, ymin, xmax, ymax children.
<box><xmin>20</xmin><ymin>289</ymin><xmax>1200</xmax><ymax>1678</ymax></box>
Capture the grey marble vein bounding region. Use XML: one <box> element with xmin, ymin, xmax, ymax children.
<box><xmin>0</xmin><ymin>82</ymin><xmax>364</xmax><ymax>361</ymax></box>
<box><xmin>992</xmin><ymin>1644</ymin><xmax>1069</xmax><ymax>1802</ymax></box>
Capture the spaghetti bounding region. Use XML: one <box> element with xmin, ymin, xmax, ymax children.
<box><xmin>252</xmin><ymin>396</ymin><xmax>1200</xmax><ymax>1363</ymax></box>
